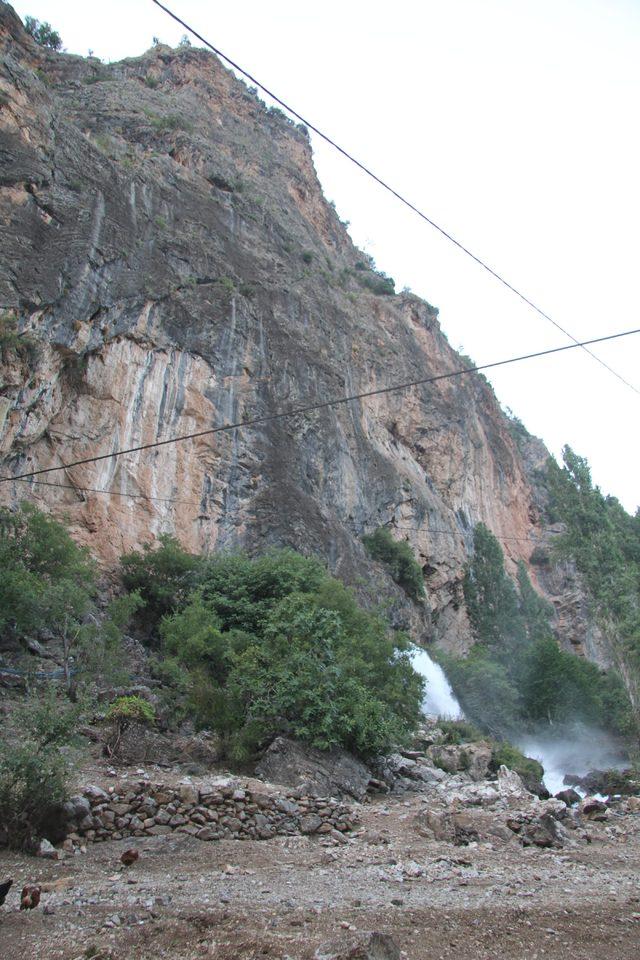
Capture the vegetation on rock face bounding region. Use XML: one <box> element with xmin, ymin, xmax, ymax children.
<box><xmin>543</xmin><ymin>446</ymin><xmax>640</xmax><ymax>721</ymax></box>
<box><xmin>24</xmin><ymin>15</ymin><xmax>62</xmax><ymax>50</ymax></box>
<box><xmin>441</xmin><ymin>522</ymin><xmax>633</xmax><ymax>738</ymax></box>
<box><xmin>362</xmin><ymin>527</ymin><xmax>425</xmax><ymax>601</ymax></box>
<box><xmin>0</xmin><ymin>311</ymin><xmax>38</xmax><ymax>364</ymax></box>
<box><xmin>152</xmin><ymin>548</ymin><xmax>424</xmax><ymax>761</ymax></box>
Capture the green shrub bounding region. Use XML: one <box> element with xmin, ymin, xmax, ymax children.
<box><xmin>0</xmin><ymin>312</ymin><xmax>38</xmax><ymax>364</ymax></box>
<box><xmin>0</xmin><ymin>692</ymin><xmax>80</xmax><ymax>850</ymax></box>
<box><xmin>148</xmin><ymin>112</ymin><xmax>193</xmax><ymax>133</ymax></box>
<box><xmin>357</xmin><ymin>271</ymin><xmax>395</xmax><ymax>296</ymax></box>
<box><xmin>437</xmin><ymin>719</ymin><xmax>484</xmax><ymax>745</ymax></box>
<box><xmin>157</xmin><ymin>549</ymin><xmax>424</xmax><ymax>760</ymax></box>
<box><xmin>301</xmin><ymin>251</ymin><xmax>313</xmax><ymax>264</ymax></box>
<box><xmin>362</xmin><ymin>527</ymin><xmax>424</xmax><ymax>601</ymax></box>
<box><xmin>105</xmin><ymin>695</ymin><xmax>155</xmax><ymax>726</ymax></box>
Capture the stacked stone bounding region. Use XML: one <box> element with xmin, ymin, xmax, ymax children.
<box><xmin>64</xmin><ymin>782</ymin><xmax>358</xmax><ymax>844</ymax></box>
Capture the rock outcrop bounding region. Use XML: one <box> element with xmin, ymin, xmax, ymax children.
<box><xmin>0</xmin><ymin>3</ymin><xmax>603</xmax><ymax>656</ymax></box>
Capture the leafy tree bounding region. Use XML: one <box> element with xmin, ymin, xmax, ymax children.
<box><xmin>463</xmin><ymin>523</ymin><xmax>523</xmax><ymax>651</ymax></box>
<box><xmin>121</xmin><ymin>533</ymin><xmax>201</xmax><ymax>629</ymax></box>
<box><xmin>439</xmin><ymin>648</ymin><xmax>522</xmax><ymax>738</ymax></box>
<box><xmin>197</xmin><ymin>548</ymin><xmax>328</xmax><ymax>632</ymax></box>
<box><xmin>24</xmin><ymin>15</ymin><xmax>63</xmax><ymax>50</ymax></box>
<box><xmin>0</xmin><ymin>504</ymin><xmax>142</xmax><ymax>698</ymax></box>
<box><xmin>158</xmin><ymin>551</ymin><xmax>424</xmax><ymax>760</ymax></box>
<box><xmin>362</xmin><ymin>527</ymin><xmax>425</xmax><ymax>600</ymax></box>
<box><xmin>0</xmin><ymin>503</ymin><xmax>96</xmax><ymax>648</ymax></box>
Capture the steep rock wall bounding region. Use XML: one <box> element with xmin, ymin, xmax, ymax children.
<box><xmin>0</xmin><ymin>4</ymin><xmax>600</xmax><ymax>658</ymax></box>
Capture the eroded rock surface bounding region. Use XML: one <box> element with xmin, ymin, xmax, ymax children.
<box><xmin>0</xmin><ymin>3</ymin><xmax>582</xmax><ymax>654</ymax></box>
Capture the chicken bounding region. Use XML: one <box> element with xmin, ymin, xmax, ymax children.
<box><xmin>120</xmin><ymin>848</ymin><xmax>139</xmax><ymax>867</ymax></box>
<box><xmin>0</xmin><ymin>879</ymin><xmax>13</xmax><ymax>907</ymax></box>
<box><xmin>20</xmin><ymin>884</ymin><xmax>41</xmax><ymax>910</ymax></box>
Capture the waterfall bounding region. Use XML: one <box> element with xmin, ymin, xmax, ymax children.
<box><xmin>411</xmin><ymin>648</ymin><xmax>464</xmax><ymax>720</ymax></box>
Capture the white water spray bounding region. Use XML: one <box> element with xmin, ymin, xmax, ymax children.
<box><xmin>411</xmin><ymin>648</ymin><xmax>464</xmax><ymax>720</ymax></box>
<box><xmin>518</xmin><ymin>731</ymin><xmax>628</xmax><ymax>796</ymax></box>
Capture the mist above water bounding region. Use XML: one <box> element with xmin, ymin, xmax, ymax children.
<box><xmin>518</xmin><ymin>729</ymin><xmax>628</xmax><ymax>796</ymax></box>
<box><xmin>411</xmin><ymin>648</ymin><xmax>464</xmax><ymax>720</ymax></box>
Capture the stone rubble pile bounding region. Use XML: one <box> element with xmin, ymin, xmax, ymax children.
<box><xmin>62</xmin><ymin>781</ymin><xmax>358</xmax><ymax>846</ymax></box>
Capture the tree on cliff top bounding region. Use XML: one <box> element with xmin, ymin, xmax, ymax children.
<box><xmin>24</xmin><ymin>16</ymin><xmax>63</xmax><ymax>51</ymax></box>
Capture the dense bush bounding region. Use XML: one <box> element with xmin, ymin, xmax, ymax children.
<box><xmin>0</xmin><ymin>692</ymin><xmax>79</xmax><ymax>849</ymax></box>
<box><xmin>362</xmin><ymin>527</ymin><xmax>425</xmax><ymax>601</ymax></box>
<box><xmin>157</xmin><ymin>550</ymin><xmax>424</xmax><ymax>760</ymax></box>
<box><xmin>437</xmin><ymin>719</ymin><xmax>484</xmax><ymax>745</ymax></box>
<box><xmin>357</xmin><ymin>271</ymin><xmax>396</xmax><ymax>296</ymax></box>
<box><xmin>0</xmin><ymin>311</ymin><xmax>38</xmax><ymax>363</ymax></box>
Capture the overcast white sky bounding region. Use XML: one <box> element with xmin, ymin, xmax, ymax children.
<box><xmin>12</xmin><ymin>0</ymin><xmax>640</xmax><ymax>511</ymax></box>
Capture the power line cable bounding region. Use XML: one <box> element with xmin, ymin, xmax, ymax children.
<box><xmin>151</xmin><ymin>0</ymin><xmax>640</xmax><ymax>397</ymax></box>
<box><xmin>351</xmin><ymin>521</ymin><xmax>549</xmax><ymax>545</ymax></box>
<box><xmin>12</xmin><ymin>478</ymin><xmax>550</xmax><ymax>547</ymax></box>
<box><xmin>10</xmin><ymin>476</ymin><xmax>201</xmax><ymax>506</ymax></box>
<box><xmin>1</xmin><ymin>326</ymin><xmax>638</xmax><ymax>485</ymax></box>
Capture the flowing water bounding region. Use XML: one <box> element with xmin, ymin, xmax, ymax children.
<box><xmin>411</xmin><ymin>648</ymin><xmax>464</xmax><ymax>719</ymax></box>
<box><xmin>411</xmin><ymin>649</ymin><xmax>627</xmax><ymax>795</ymax></box>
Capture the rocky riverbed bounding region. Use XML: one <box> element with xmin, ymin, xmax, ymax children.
<box><xmin>1</xmin><ymin>749</ymin><xmax>639</xmax><ymax>960</ymax></box>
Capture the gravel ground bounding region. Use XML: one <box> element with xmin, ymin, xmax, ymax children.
<box><xmin>1</xmin><ymin>791</ymin><xmax>639</xmax><ymax>959</ymax></box>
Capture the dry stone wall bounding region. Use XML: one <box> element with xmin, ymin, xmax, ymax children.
<box><xmin>63</xmin><ymin>781</ymin><xmax>358</xmax><ymax>845</ymax></box>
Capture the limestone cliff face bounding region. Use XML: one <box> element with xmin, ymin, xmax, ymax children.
<box><xmin>0</xmin><ymin>4</ymin><xmax>602</xmax><ymax>657</ymax></box>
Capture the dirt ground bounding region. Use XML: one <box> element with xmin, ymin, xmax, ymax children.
<box><xmin>1</xmin><ymin>789</ymin><xmax>639</xmax><ymax>960</ymax></box>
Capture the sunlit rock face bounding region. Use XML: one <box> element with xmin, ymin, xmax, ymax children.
<box><xmin>0</xmin><ymin>3</ymin><xmax>604</xmax><ymax>658</ymax></box>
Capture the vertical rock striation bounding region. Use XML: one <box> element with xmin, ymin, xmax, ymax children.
<box><xmin>0</xmin><ymin>4</ymin><xmax>607</xmax><ymax>659</ymax></box>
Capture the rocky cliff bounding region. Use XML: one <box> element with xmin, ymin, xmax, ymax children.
<box><xmin>0</xmin><ymin>4</ymin><xmax>604</xmax><ymax>658</ymax></box>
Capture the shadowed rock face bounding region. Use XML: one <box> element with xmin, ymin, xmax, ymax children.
<box><xmin>0</xmin><ymin>3</ymin><xmax>604</xmax><ymax>656</ymax></box>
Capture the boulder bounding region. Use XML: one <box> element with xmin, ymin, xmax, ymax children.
<box><xmin>580</xmin><ymin>798</ymin><xmax>609</xmax><ymax>821</ymax></box>
<box><xmin>255</xmin><ymin>737</ymin><xmax>371</xmax><ymax>801</ymax></box>
<box><xmin>427</xmin><ymin>741</ymin><xmax>493</xmax><ymax>781</ymax></box>
<box><xmin>37</xmin><ymin>838</ymin><xmax>58</xmax><ymax>858</ymax></box>
<box><xmin>555</xmin><ymin>788</ymin><xmax>581</xmax><ymax>807</ymax></box>
<box><xmin>519</xmin><ymin>813</ymin><xmax>566</xmax><ymax>848</ymax></box>
<box><xmin>497</xmin><ymin>766</ymin><xmax>533</xmax><ymax>802</ymax></box>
